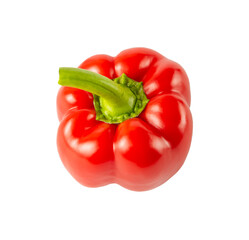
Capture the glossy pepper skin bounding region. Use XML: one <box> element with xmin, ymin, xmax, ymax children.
<box><xmin>57</xmin><ymin>48</ymin><xmax>192</xmax><ymax>191</ymax></box>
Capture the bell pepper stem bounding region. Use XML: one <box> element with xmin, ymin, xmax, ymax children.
<box><xmin>58</xmin><ymin>67</ymin><xmax>149</xmax><ymax>123</ymax></box>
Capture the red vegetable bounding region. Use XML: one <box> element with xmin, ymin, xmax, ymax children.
<box><xmin>56</xmin><ymin>48</ymin><xmax>192</xmax><ymax>191</ymax></box>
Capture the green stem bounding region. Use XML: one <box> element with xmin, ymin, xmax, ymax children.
<box><xmin>58</xmin><ymin>67</ymin><xmax>149</xmax><ymax>124</ymax></box>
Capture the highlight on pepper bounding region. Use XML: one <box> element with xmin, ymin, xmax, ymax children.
<box><xmin>56</xmin><ymin>47</ymin><xmax>193</xmax><ymax>191</ymax></box>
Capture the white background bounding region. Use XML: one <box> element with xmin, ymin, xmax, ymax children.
<box><xmin>0</xmin><ymin>0</ymin><xmax>248</xmax><ymax>239</ymax></box>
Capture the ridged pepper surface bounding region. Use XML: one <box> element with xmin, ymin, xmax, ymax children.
<box><xmin>57</xmin><ymin>48</ymin><xmax>192</xmax><ymax>191</ymax></box>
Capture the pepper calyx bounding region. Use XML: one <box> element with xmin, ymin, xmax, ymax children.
<box><xmin>94</xmin><ymin>73</ymin><xmax>149</xmax><ymax>123</ymax></box>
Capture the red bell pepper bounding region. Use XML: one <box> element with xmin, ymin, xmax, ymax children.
<box><xmin>57</xmin><ymin>48</ymin><xmax>192</xmax><ymax>191</ymax></box>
